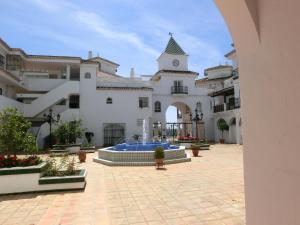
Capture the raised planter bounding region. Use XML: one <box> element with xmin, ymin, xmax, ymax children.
<box><xmin>66</xmin><ymin>144</ymin><xmax>81</xmax><ymax>154</ymax></box>
<box><xmin>39</xmin><ymin>169</ymin><xmax>86</xmax><ymax>191</ymax></box>
<box><xmin>53</xmin><ymin>144</ymin><xmax>81</xmax><ymax>154</ymax></box>
<box><xmin>0</xmin><ymin>162</ymin><xmax>47</xmax><ymax>194</ymax></box>
<box><xmin>0</xmin><ymin>163</ymin><xmax>87</xmax><ymax>194</ymax></box>
<box><xmin>80</xmin><ymin>146</ymin><xmax>96</xmax><ymax>153</ymax></box>
<box><xmin>200</xmin><ymin>144</ymin><xmax>210</xmax><ymax>150</ymax></box>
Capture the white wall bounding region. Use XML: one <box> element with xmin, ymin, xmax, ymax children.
<box><xmin>24</xmin><ymin>78</ymin><xmax>66</xmax><ymax>91</ymax></box>
<box><xmin>0</xmin><ymin>95</ymin><xmax>23</xmax><ymax>112</ymax></box>
<box><xmin>79</xmin><ymin>63</ymin><xmax>153</xmax><ymax>146</ymax></box>
<box><xmin>213</xmin><ymin>109</ymin><xmax>242</xmax><ymax>144</ymax></box>
<box><xmin>158</xmin><ymin>53</ymin><xmax>188</xmax><ymax>71</ymax></box>
<box><xmin>205</xmin><ymin>67</ymin><xmax>232</xmax><ymax>80</ymax></box>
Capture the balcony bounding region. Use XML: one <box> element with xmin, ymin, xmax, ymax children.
<box><xmin>171</xmin><ymin>86</ymin><xmax>188</xmax><ymax>95</ymax></box>
<box><xmin>213</xmin><ymin>104</ymin><xmax>225</xmax><ymax>113</ymax></box>
<box><xmin>214</xmin><ymin>98</ymin><xmax>241</xmax><ymax>113</ymax></box>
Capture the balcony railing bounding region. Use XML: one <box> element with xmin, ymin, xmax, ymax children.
<box><xmin>171</xmin><ymin>86</ymin><xmax>188</xmax><ymax>95</ymax></box>
<box><xmin>214</xmin><ymin>104</ymin><xmax>225</xmax><ymax>113</ymax></box>
<box><xmin>214</xmin><ymin>98</ymin><xmax>241</xmax><ymax>113</ymax></box>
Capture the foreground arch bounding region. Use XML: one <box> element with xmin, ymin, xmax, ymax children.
<box><xmin>215</xmin><ymin>1</ymin><xmax>300</xmax><ymax>224</ymax></box>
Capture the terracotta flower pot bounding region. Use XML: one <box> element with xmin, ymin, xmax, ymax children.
<box><xmin>155</xmin><ymin>158</ymin><xmax>164</xmax><ymax>169</ymax></box>
<box><xmin>78</xmin><ymin>151</ymin><xmax>86</xmax><ymax>163</ymax></box>
<box><xmin>192</xmin><ymin>149</ymin><xmax>199</xmax><ymax>157</ymax></box>
<box><xmin>219</xmin><ymin>139</ymin><xmax>225</xmax><ymax>144</ymax></box>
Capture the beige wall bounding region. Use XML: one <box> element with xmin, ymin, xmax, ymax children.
<box><xmin>215</xmin><ymin>0</ymin><xmax>300</xmax><ymax>224</ymax></box>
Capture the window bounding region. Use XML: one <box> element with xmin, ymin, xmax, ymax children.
<box><xmin>137</xmin><ymin>119</ymin><xmax>143</xmax><ymax>127</ymax></box>
<box><xmin>106</xmin><ymin>97</ymin><xmax>112</xmax><ymax>104</ymax></box>
<box><xmin>154</xmin><ymin>101</ymin><xmax>161</xmax><ymax>112</ymax></box>
<box><xmin>196</xmin><ymin>102</ymin><xmax>202</xmax><ymax>112</ymax></box>
<box><xmin>0</xmin><ymin>88</ymin><xmax>2</xmax><ymax>95</ymax></box>
<box><xmin>0</xmin><ymin>55</ymin><xmax>4</xmax><ymax>69</ymax></box>
<box><xmin>139</xmin><ymin>97</ymin><xmax>148</xmax><ymax>108</ymax></box>
<box><xmin>69</xmin><ymin>95</ymin><xmax>80</xmax><ymax>108</ymax></box>
<box><xmin>6</xmin><ymin>54</ymin><xmax>22</xmax><ymax>71</ymax></box>
<box><xmin>174</xmin><ymin>80</ymin><xmax>183</xmax><ymax>87</ymax></box>
<box><xmin>84</xmin><ymin>72</ymin><xmax>91</xmax><ymax>79</ymax></box>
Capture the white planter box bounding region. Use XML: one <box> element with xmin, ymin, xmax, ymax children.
<box><xmin>66</xmin><ymin>145</ymin><xmax>80</xmax><ymax>154</ymax></box>
<box><xmin>0</xmin><ymin>163</ymin><xmax>86</xmax><ymax>194</ymax></box>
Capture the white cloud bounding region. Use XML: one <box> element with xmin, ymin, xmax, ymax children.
<box><xmin>27</xmin><ymin>0</ymin><xmax>160</xmax><ymax>57</ymax></box>
<box><xmin>73</xmin><ymin>11</ymin><xmax>160</xmax><ymax>57</ymax></box>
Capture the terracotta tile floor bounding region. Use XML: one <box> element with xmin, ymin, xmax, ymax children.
<box><xmin>0</xmin><ymin>144</ymin><xmax>245</xmax><ymax>225</ymax></box>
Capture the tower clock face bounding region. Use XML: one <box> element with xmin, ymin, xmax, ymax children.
<box><xmin>172</xmin><ymin>59</ymin><xmax>180</xmax><ymax>67</ymax></box>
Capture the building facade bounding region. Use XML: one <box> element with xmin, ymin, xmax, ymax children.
<box><xmin>0</xmin><ymin>36</ymin><xmax>241</xmax><ymax>147</ymax></box>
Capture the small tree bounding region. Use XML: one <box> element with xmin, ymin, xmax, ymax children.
<box><xmin>0</xmin><ymin>108</ymin><xmax>34</xmax><ymax>155</ymax></box>
<box><xmin>217</xmin><ymin>118</ymin><xmax>229</xmax><ymax>139</ymax></box>
<box><xmin>54</xmin><ymin>120</ymin><xmax>84</xmax><ymax>145</ymax></box>
<box><xmin>154</xmin><ymin>147</ymin><xmax>165</xmax><ymax>159</ymax></box>
<box><xmin>54</xmin><ymin>121</ymin><xmax>69</xmax><ymax>144</ymax></box>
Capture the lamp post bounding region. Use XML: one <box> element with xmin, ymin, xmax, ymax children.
<box><xmin>192</xmin><ymin>108</ymin><xmax>203</xmax><ymax>140</ymax></box>
<box><xmin>43</xmin><ymin>109</ymin><xmax>60</xmax><ymax>148</ymax></box>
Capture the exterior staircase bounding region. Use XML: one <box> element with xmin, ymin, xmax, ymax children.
<box><xmin>24</xmin><ymin>81</ymin><xmax>79</xmax><ymax>118</ymax></box>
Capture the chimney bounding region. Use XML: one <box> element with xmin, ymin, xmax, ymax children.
<box><xmin>130</xmin><ymin>68</ymin><xmax>135</xmax><ymax>79</ymax></box>
<box><xmin>88</xmin><ymin>51</ymin><xmax>93</xmax><ymax>59</ymax></box>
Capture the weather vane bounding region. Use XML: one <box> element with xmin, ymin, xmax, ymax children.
<box><xmin>168</xmin><ymin>32</ymin><xmax>173</xmax><ymax>37</ymax></box>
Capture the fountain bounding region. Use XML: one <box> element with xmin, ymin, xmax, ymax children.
<box><xmin>142</xmin><ymin>118</ymin><xmax>149</xmax><ymax>144</ymax></box>
<box><xmin>93</xmin><ymin>119</ymin><xmax>191</xmax><ymax>166</ymax></box>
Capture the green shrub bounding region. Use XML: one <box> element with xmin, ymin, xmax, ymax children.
<box><xmin>22</xmin><ymin>133</ymin><xmax>38</xmax><ymax>155</ymax></box>
<box><xmin>217</xmin><ymin>119</ymin><xmax>229</xmax><ymax>139</ymax></box>
<box><xmin>154</xmin><ymin>147</ymin><xmax>165</xmax><ymax>159</ymax></box>
<box><xmin>0</xmin><ymin>107</ymin><xmax>37</xmax><ymax>155</ymax></box>
<box><xmin>44</xmin><ymin>155</ymin><xmax>78</xmax><ymax>177</ymax></box>
<box><xmin>54</xmin><ymin>120</ymin><xmax>84</xmax><ymax>145</ymax></box>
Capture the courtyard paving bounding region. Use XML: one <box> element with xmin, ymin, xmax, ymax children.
<box><xmin>0</xmin><ymin>144</ymin><xmax>245</xmax><ymax>225</ymax></box>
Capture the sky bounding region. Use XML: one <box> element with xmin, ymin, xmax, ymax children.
<box><xmin>0</xmin><ymin>0</ymin><xmax>232</xmax><ymax>122</ymax></box>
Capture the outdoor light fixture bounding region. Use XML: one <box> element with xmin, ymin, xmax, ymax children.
<box><xmin>193</xmin><ymin>108</ymin><xmax>203</xmax><ymax>139</ymax></box>
<box><xmin>43</xmin><ymin>109</ymin><xmax>60</xmax><ymax>148</ymax></box>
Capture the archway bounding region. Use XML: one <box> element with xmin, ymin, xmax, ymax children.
<box><xmin>165</xmin><ymin>102</ymin><xmax>193</xmax><ymax>142</ymax></box>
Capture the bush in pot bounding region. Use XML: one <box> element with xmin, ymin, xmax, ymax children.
<box><xmin>54</xmin><ymin>119</ymin><xmax>85</xmax><ymax>155</ymax></box>
<box><xmin>217</xmin><ymin>119</ymin><xmax>229</xmax><ymax>144</ymax></box>
<box><xmin>154</xmin><ymin>146</ymin><xmax>165</xmax><ymax>169</ymax></box>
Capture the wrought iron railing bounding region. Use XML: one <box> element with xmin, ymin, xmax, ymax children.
<box><xmin>214</xmin><ymin>104</ymin><xmax>224</xmax><ymax>113</ymax></box>
<box><xmin>171</xmin><ymin>86</ymin><xmax>188</xmax><ymax>94</ymax></box>
<box><xmin>214</xmin><ymin>98</ymin><xmax>241</xmax><ymax>113</ymax></box>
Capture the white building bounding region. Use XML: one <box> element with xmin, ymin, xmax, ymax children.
<box><xmin>197</xmin><ymin>46</ymin><xmax>242</xmax><ymax>144</ymax></box>
<box><xmin>0</xmin><ymin>36</ymin><xmax>241</xmax><ymax>147</ymax></box>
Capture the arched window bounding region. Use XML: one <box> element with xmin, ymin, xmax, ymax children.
<box><xmin>154</xmin><ymin>101</ymin><xmax>161</xmax><ymax>112</ymax></box>
<box><xmin>84</xmin><ymin>72</ymin><xmax>91</xmax><ymax>79</ymax></box>
<box><xmin>229</xmin><ymin>117</ymin><xmax>236</xmax><ymax>126</ymax></box>
<box><xmin>196</xmin><ymin>102</ymin><xmax>202</xmax><ymax>112</ymax></box>
<box><xmin>106</xmin><ymin>97</ymin><xmax>112</xmax><ymax>104</ymax></box>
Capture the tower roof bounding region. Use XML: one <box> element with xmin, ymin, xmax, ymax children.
<box><xmin>164</xmin><ymin>37</ymin><xmax>186</xmax><ymax>55</ymax></box>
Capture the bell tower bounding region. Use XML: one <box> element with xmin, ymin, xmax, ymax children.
<box><xmin>157</xmin><ymin>34</ymin><xmax>188</xmax><ymax>71</ymax></box>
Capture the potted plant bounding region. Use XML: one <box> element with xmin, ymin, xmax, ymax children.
<box><xmin>217</xmin><ymin>119</ymin><xmax>229</xmax><ymax>144</ymax></box>
<box><xmin>78</xmin><ymin>150</ymin><xmax>86</xmax><ymax>163</ymax></box>
<box><xmin>190</xmin><ymin>144</ymin><xmax>201</xmax><ymax>157</ymax></box>
<box><xmin>154</xmin><ymin>146</ymin><xmax>165</xmax><ymax>169</ymax></box>
<box><xmin>54</xmin><ymin>119</ymin><xmax>85</xmax><ymax>153</ymax></box>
